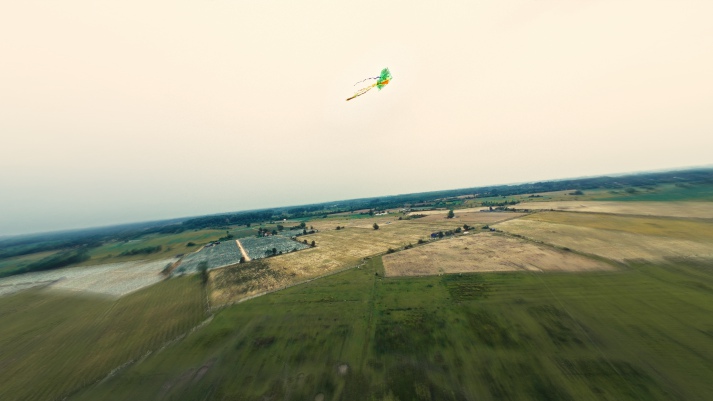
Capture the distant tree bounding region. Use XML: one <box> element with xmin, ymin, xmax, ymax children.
<box><xmin>271</xmin><ymin>229</ymin><xmax>277</xmax><ymax>235</ymax></box>
<box><xmin>246</xmin><ymin>222</ymin><xmax>251</xmax><ymax>227</ymax></box>
<box><xmin>373</xmin><ymin>223</ymin><xmax>380</xmax><ymax>230</ymax></box>
<box><xmin>369</xmin><ymin>209</ymin><xmax>374</xmax><ymax>216</ymax></box>
<box><xmin>447</xmin><ymin>209</ymin><xmax>455</xmax><ymax>219</ymax></box>
<box><xmin>239</xmin><ymin>256</ymin><xmax>246</xmax><ymax>263</ymax></box>
<box><xmin>463</xmin><ymin>224</ymin><xmax>470</xmax><ymax>231</ymax></box>
<box><xmin>455</xmin><ymin>227</ymin><xmax>462</xmax><ymax>233</ymax></box>
<box><xmin>310</xmin><ymin>226</ymin><xmax>314</xmax><ymax>230</ymax></box>
<box><xmin>303</xmin><ymin>229</ymin><xmax>308</xmax><ymax>235</ymax></box>
<box><xmin>300</xmin><ymin>222</ymin><xmax>306</xmax><ymax>229</ymax></box>
<box><xmin>303</xmin><ymin>239</ymin><xmax>308</xmax><ymax>244</ymax></box>
<box><xmin>277</xmin><ymin>224</ymin><xmax>284</xmax><ymax>231</ymax></box>
<box><xmin>336</xmin><ymin>226</ymin><xmax>341</xmax><ymax>230</ymax></box>
<box><xmin>311</xmin><ymin>240</ymin><xmax>316</xmax><ymax>247</ymax></box>
<box><xmin>418</xmin><ymin>239</ymin><xmax>426</xmax><ymax>244</ymax></box>
<box><xmin>438</xmin><ymin>231</ymin><xmax>444</xmax><ymax>238</ymax></box>
<box><xmin>186</xmin><ymin>242</ymin><xmax>196</xmax><ymax>247</ymax></box>
<box><xmin>272</xmin><ymin>248</ymin><xmax>277</xmax><ymax>255</ymax></box>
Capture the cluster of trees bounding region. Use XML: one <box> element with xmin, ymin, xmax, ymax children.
<box><xmin>119</xmin><ymin>245</ymin><xmax>162</xmax><ymax>256</ymax></box>
<box><xmin>264</xmin><ymin>248</ymin><xmax>284</xmax><ymax>257</ymax></box>
<box><xmin>433</xmin><ymin>226</ymin><xmax>468</xmax><ymax>239</ymax></box>
<box><xmin>218</xmin><ymin>231</ymin><xmax>235</xmax><ymax>241</ymax></box>
<box><xmin>0</xmin><ymin>249</ymin><xmax>91</xmax><ymax>278</ymax></box>
<box><xmin>481</xmin><ymin>200</ymin><xmax>519</xmax><ymax>207</ymax></box>
<box><xmin>301</xmin><ymin>239</ymin><xmax>316</xmax><ymax>247</ymax></box>
<box><xmin>257</xmin><ymin>227</ymin><xmax>278</xmax><ymax>237</ymax></box>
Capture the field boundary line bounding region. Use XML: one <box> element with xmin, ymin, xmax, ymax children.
<box><xmin>210</xmin><ymin>257</ymin><xmax>374</xmax><ymax>312</ymax></box>
<box><xmin>490</xmin><ymin>227</ymin><xmax>623</xmax><ymax>269</ymax></box>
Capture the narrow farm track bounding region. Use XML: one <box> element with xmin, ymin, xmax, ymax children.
<box><xmin>235</xmin><ymin>240</ymin><xmax>251</xmax><ymax>262</ymax></box>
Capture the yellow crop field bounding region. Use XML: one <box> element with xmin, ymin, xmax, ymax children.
<box><xmin>495</xmin><ymin>214</ymin><xmax>713</xmax><ymax>262</ymax></box>
<box><xmin>510</xmin><ymin>201</ymin><xmax>713</xmax><ymax>219</ymax></box>
<box><xmin>524</xmin><ymin>211</ymin><xmax>713</xmax><ymax>242</ymax></box>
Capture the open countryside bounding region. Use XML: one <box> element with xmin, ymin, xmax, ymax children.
<box><xmin>1</xmin><ymin>170</ymin><xmax>713</xmax><ymax>400</ymax></box>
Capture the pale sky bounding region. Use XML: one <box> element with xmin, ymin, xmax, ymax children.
<box><xmin>1</xmin><ymin>1</ymin><xmax>712</xmax><ymax>236</ymax></box>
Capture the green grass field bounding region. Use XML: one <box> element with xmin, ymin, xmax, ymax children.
<box><xmin>0</xmin><ymin>250</ymin><xmax>59</xmax><ymax>276</ymax></box>
<box><xmin>72</xmin><ymin>257</ymin><xmax>713</xmax><ymax>401</ymax></box>
<box><xmin>601</xmin><ymin>182</ymin><xmax>713</xmax><ymax>202</ymax></box>
<box><xmin>0</xmin><ymin>276</ymin><xmax>207</xmax><ymax>401</ymax></box>
<box><xmin>82</xmin><ymin>227</ymin><xmax>257</xmax><ymax>265</ymax></box>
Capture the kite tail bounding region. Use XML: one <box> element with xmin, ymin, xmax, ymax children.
<box><xmin>346</xmin><ymin>84</ymin><xmax>376</xmax><ymax>101</ymax></box>
<box><xmin>353</xmin><ymin>76</ymin><xmax>380</xmax><ymax>86</ymax></box>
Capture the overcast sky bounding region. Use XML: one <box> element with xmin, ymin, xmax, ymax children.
<box><xmin>1</xmin><ymin>1</ymin><xmax>712</xmax><ymax>236</ymax></box>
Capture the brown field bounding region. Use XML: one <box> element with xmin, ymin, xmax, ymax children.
<box><xmin>510</xmin><ymin>201</ymin><xmax>713</xmax><ymax>219</ymax></box>
<box><xmin>495</xmin><ymin>213</ymin><xmax>713</xmax><ymax>262</ymax></box>
<box><xmin>209</xmin><ymin>205</ymin><xmax>713</xmax><ymax>305</ymax></box>
<box><xmin>209</xmin><ymin>216</ymin><xmax>471</xmax><ymax>306</ymax></box>
<box><xmin>409</xmin><ymin>211</ymin><xmax>525</xmax><ymax>226</ymax></box>
<box><xmin>382</xmin><ymin>232</ymin><xmax>612</xmax><ymax>276</ymax></box>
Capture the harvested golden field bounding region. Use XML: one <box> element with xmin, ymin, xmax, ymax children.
<box><xmin>382</xmin><ymin>232</ymin><xmax>611</xmax><ymax>276</ymax></box>
<box><xmin>511</xmin><ymin>201</ymin><xmax>713</xmax><ymax>219</ymax></box>
<box><xmin>209</xmin><ymin>218</ymin><xmax>468</xmax><ymax>306</ymax></box>
<box><xmin>525</xmin><ymin>211</ymin><xmax>713</xmax><ymax>242</ymax></box>
<box><xmin>306</xmin><ymin>215</ymin><xmax>396</xmax><ymax>231</ymax></box>
<box><xmin>495</xmin><ymin>213</ymin><xmax>713</xmax><ymax>262</ymax></box>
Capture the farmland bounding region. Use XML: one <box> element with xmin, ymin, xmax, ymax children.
<box><xmin>0</xmin><ymin>276</ymin><xmax>206</xmax><ymax>401</ymax></box>
<box><xmin>0</xmin><ymin>258</ymin><xmax>173</xmax><ymax>297</ymax></box>
<box><xmin>209</xmin><ymin>214</ymin><xmax>486</xmax><ymax>306</ymax></box>
<box><xmin>238</xmin><ymin>236</ymin><xmax>309</xmax><ymax>259</ymax></box>
<box><xmin>81</xmin><ymin>228</ymin><xmax>244</xmax><ymax>265</ymax></box>
<box><xmin>175</xmin><ymin>240</ymin><xmax>242</xmax><ymax>274</ymax></box>
<box><xmin>72</xmin><ymin>257</ymin><xmax>713</xmax><ymax>401</ymax></box>
<box><xmin>382</xmin><ymin>232</ymin><xmax>613</xmax><ymax>276</ymax></box>
<box><xmin>3</xmin><ymin>171</ymin><xmax>713</xmax><ymax>400</ymax></box>
<box><xmin>509</xmin><ymin>200</ymin><xmax>713</xmax><ymax>219</ymax></box>
<box><xmin>495</xmin><ymin>211</ymin><xmax>713</xmax><ymax>262</ymax></box>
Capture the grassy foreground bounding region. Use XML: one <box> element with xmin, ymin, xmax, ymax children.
<box><xmin>0</xmin><ymin>276</ymin><xmax>207</xmax><ymax>401</ymax></box>
<box><xmin>74</xmin><ymin>257</ymin><xmax>713</xmax><ymax>401</ymax></box>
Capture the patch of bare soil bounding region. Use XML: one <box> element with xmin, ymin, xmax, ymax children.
<box><xmin>382</xmin><ymin>233</ymin><xmax>612</xmax><ymax>277</ymax></box>
<box><xmin>235</xmin><ymin>239</ymin><xmax>251</xmax><ymax>262</ymax></box>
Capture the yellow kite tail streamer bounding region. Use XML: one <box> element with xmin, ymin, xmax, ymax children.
<box><xmin>346</xmin><ymin>83</ymin><xmax>376</xmax><ymax>101</ymax></box>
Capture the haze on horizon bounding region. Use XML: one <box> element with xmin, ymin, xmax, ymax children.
<box><xmin>1</xmin><ymin>1</ymin><xmax>712</xmax><ymax>236</ymax></box>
